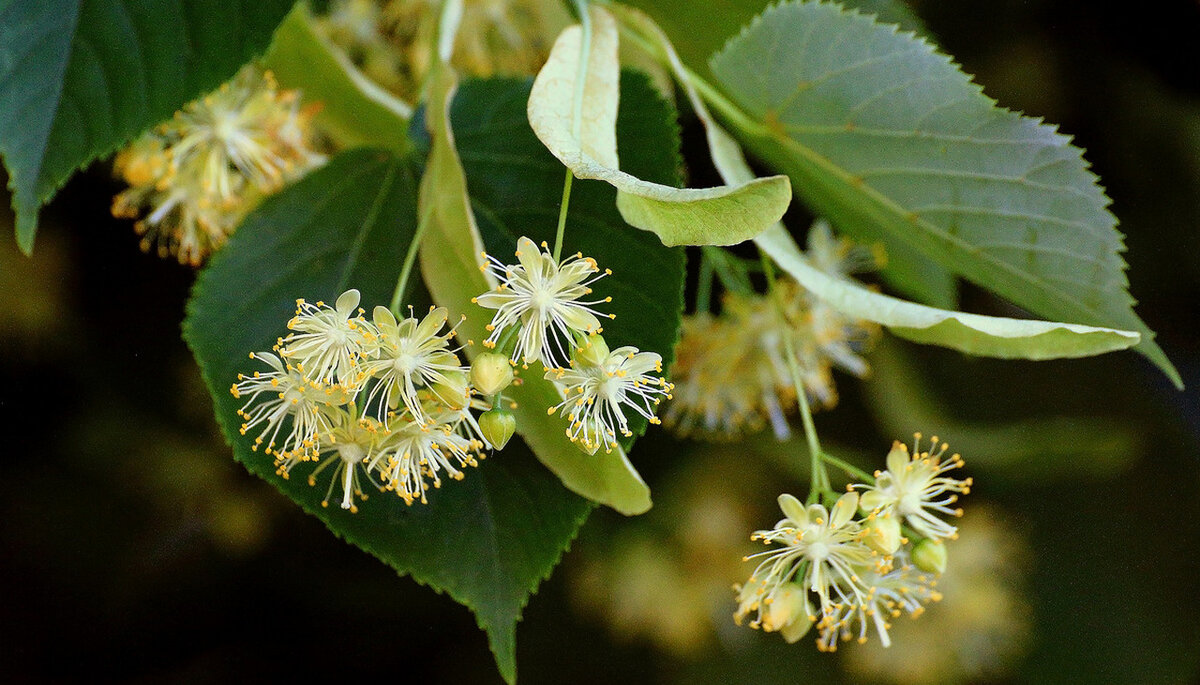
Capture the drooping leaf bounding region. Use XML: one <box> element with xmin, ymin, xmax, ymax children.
<box><xmin>262</xmin><ymin>3</ymin><xmax>411</xmax><ymax>151</ymax></box>
<box><xmin>414</xmin><ymin>71</ymin><xmax>688</xmax><ymax>513</ymax></box>
<box><xmin>184</xmin><ymin>149</ymin><xmax>591</xmax><ymax>685</ymax></box>
<box><xmin>0</xmin><ymin>0</ymin><xmax>296</xmax><ymax>254</ymax></box>
<box><xmin>527</xmin><ymin>5</ymin><xmax>791</xmax><ymax>246</ymax></box>
<box><xmin>758</xmin><ymin>223</ymin><xmax>1139</xmax><ymax>359</ymax></box>
<box><xmin>708</xmin><ymin>0</ymin><xmax>1179</xmax><ymax>386</ymax></box>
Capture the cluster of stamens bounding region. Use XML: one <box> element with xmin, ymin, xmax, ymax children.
<box><xmin>666</xmin><ymin>222</ymin><xmax>879</xmax><ymax>440</ymax></box>
<box><xmin>232</xmin><ymin>289</ymin><xmax>491</xmax><ymax>510</ymax></box>
<box><xmin>733</xmin><ymin>434</ymin><xmax>970</xmax><ymax>651</ymax></box>
<box><xmin>473</xmin><ymin>237</ymin><xmax>674</xmax><ymax>454</ymax></box>
<box><xmin>112</xmin><ymin>65</ymin><xmax>323</xmax><ymax>265</ymax></box>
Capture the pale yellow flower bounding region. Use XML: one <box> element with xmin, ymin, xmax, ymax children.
<box><xmin>474</xmin><ymin>236</ymin><xmax>612</xmax><ymax>369</ymax></box>
<box><xmin>359</xmin><ymin>305</ymin><xmax>465</xmax><ymax>425</ymax></box>
<box><xmin>545</xmin><ymin>338</ymin><xmax>673</xmax><ymax>454</ymax></box>
<box><xmin>230</xmin><ymin>351</ymin><xmax>347</xmax><ymax>459</ymax></box>
<box><xmin>736</xmin><ymin>492</ymin><xmax>876</xmax><ymax>635</ymax></box>
<box><xmin>279</xmin><ymin>289</ymin><xmax>375</xmax><ymax>387</ymax></box>
<box><xmin>112</xmin><ymin>66</ymin><xmax>322</xmax><ymax>265</ymax></box>
<box><xmin>856</xmin><ymin>434</ymin><xmax>973</xmax><ymax>542</ymax></box>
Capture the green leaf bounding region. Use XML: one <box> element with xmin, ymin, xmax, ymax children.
<box><xmin>414</xmin><ymin>71</ymin><xmax>688</xmax><ymax>513</ymax></box>
<box><xmin>262</xmin><ymin>3</ymin><xmax>411</xmax><ymax>151</ymax></box>
<box><xmin>527</xmin><ymin>5</ymin><xmax>791</xmax><ymax>246</ymax></box>
<box><xmin>0</xmin><ymin>0</ymin><xmax>295</xmax><ymax>255</ymax></box>
<box><xmin>625</xmin><ymin>0</ymin><xmax>927</xmax><ymax>75</ymax></box>
<box><xmin>759</xmin><ymin>223</ymin><xmax>1139</xmax><ymax>359</ymax></box>
<box><xmin>838</xmin><ymin>0</ymin><xmax>928</xmax><ymax>35</ymax></box>
<box><xmin>708</xmin><ymin>0</ymin><xmax>1180</xmax><ymax>386</ymax></box>
<box><xmin>184</xmin><ymin>149</ymin><xmax>591</xmax><ymax>685</ymax></box>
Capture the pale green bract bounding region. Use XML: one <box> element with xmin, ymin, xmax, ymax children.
<box><xmin>757</xmin><ymin>223</ymin><xmax>1140</xmax><ymax>359</ymax></box>
<box><xmin>526</xmin><ymin>5</ymin><xmax>792</xmax><ymax>247</ymax></box>
<box><xmin>707</xmin><ymin>0</ymin><xmax>1178</xmax><ymax>385</ymax></box>
<box><xmin>262</xmin><ymin>4</ymin><xmax>412</xmax><ymax>152</ymax></box>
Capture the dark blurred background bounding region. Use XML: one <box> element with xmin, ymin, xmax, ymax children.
<box><xmin>2</xmin><ymin>0</ymin><xmax>1199</xmax><ymax>683</ymax></box>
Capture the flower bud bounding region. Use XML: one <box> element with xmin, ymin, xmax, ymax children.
<box><xmin>863</xmin><ymin>513</ymin><xmax>902</xmax><ymax>555</ymax></box>
<box><xmin>430</xmin><ymin>370</ymin><xmax>470</xmax><ymax>410</ymax></box>
<box><xmin>765</xmin><ymin>582</ymin><xmax>813</xmax><ymax>643</ymax></box>
<box><xmin>479</xmin><ymin>409</ymin><xmax>517</xmax><ymax>450</ymax></box>
<box><xmin>912</xmin><ymin>538</ymin><xmax>948</xmax><ymax>575</ymax></box>
<box><xmin>470</xmin><ymin>352</ymin><xmax>514</xmax><ymax>396</ymax></box>
<box><xmin>571</xmin><ymin>334</ymin><xmax>610</xmax><ymax>368</ymax></box>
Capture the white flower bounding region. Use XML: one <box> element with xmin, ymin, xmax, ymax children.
<box><xmin>545</xmin><ymin>341</ymin><xmax>673</xmax><ymax>454</ymax></box>
<box><xmin>230</xmin><ymin>351</ymin><xmax>347</xmax><ymax>459</ymax></box>
<box><xmin>740</xmin><ymin>493</ymin><xmax>876</xmax><ymax>621</ymax></box>
<box><xmin>298</xmin><ymin>406</ymin><xmax>387</xmax><ymax>513</ymax></box>
<box><xmin>665</xmin><ymin>284</ymin><xmax>841</xmax><ymax>441</ymax></box>
<box><xmin>279</xmin><ymin>289</ymin><xmax>375</xmax><ymax>386</ymax></box>
<box><xmin>665</xmin><ymin>313</ymin><xmax>784</xmax><ymax>438</ymax></box>
<box><xmin>473</xmin><ymin>236</ymin><xmax>612</xmax><ymax>369</ymax></box>
<box><xmin>359</xmin><ymin>305</ymin><xmax>465</xmax><ymax>425</ymax></box>
<box><xmin>815</xmin><ymin>553</ymin><xmax>941</xmax><ymax>651</ymax></box>
<box><xmin>856</xmin><ymin>435</ymin><xmax>972</xmax><ymax>541</ymax></box>
<box><xmin>170</xmin><ymin>67</ymin><xmax>322</xmax><ymax>203</ymax></box>
<box><xmin>370</xmin><ymin>410</ymin><xmax>483</xmax><ymax>505</ymax></box>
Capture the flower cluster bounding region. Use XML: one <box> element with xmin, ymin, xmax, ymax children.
<box><xmin>734</xmin><ymin>434</ymin><xmax>971</xmax><ymax>651</ymax></box>
<box><xmin>318</xmin><ymin>0</ymin><xmax>558</xmax><ymax>104</ymax></box>
<box><xmin>112</xmin><ymin>66</ymin><xmax>323</xmax><ymax>265</ymax></box>
<box><xmin>474</xmin><ymin>237</ymin><xmax>674</xmax><ymax>454</ymax></box>
<box><xmin>665</xmin><ymin>223</ymin><xmax>878</xmax><ymax>440</ymax></box>
<box><xmin>232</xmin><ymin>289</ymin><xmax>512</xmax><ymax>510</ymax></box>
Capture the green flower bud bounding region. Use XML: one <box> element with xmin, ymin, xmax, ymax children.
<box><xmin>912</xmin><ymin>538</ymin><xmax>948</xmax><ymax>575</ymax></box>
<box><xmin>571</xmin><ymin>334</ymin><xmax>610</xmax><ymax>368</ymax></box>
<box><xmin>470</xmin><ymin>352</ymin><xmax>514</xmax><ymax>396</ymax></box>
<box><xmin>479</xmin><ymin>409</ymin><xmax>517</xmax><ymax>450</ymax></box>
<box><xmin>863</xmin><ymin>513</ymin><xmax>902</xmax><ymax>555</ymax></box>
<box><xmin>430</xmin><ymin>370</ymin><xmax>470</xmax><ymax>410</ymax></box>
<box><xmin>767</xmin><ymin>582</ymin><xmax>814</xmax><ymax>643</ymax></box>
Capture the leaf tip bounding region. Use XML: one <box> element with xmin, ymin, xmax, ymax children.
<box><xmin>14</xmin><ymin>206</ymin><xmax>38</xmax><ymax>256</ymax></box>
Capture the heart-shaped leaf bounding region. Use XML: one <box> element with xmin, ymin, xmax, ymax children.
<box><xmin>184</xmin><ymin>148</ymin><xmax>591</xmax><ymax>685</ymax></box>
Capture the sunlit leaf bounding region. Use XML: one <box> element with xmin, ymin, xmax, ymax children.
<box><xmin>758</xmin><ymin>223</ymin><xmax>1139</xmax><ymax>359</ymax></box>
<box><xmin>708</xmin><ymin>0</ymin><xmax>1179</xmax><ymax>386</ymax></box>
